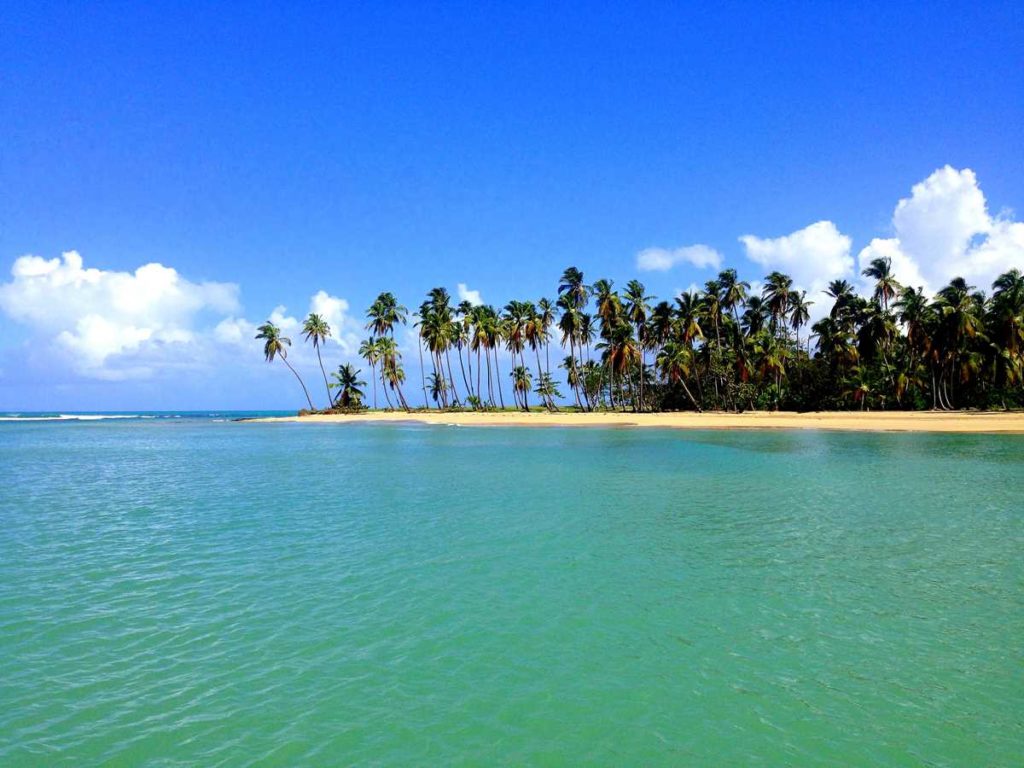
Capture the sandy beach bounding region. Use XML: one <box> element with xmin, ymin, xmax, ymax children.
<box><xmin>248</xmin><ymin>410</ymin><xmax>1024</xmax><ymax>433</ymax></box>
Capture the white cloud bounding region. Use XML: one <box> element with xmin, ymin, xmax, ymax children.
<box><xmin>0</xmin><ymin>251</ymin><xmax>240</xmax><ymax>378</ymax></box>
<box><xmin>636</xmin><ymin>244</ymin><xmax>723</xmax><ymax>272</ymax></box>
<box><xmin>0</xmin><ymin>251</ymin><xmax>362</xmax><ymax>386</ymax></box>
<box><xmin>740</xmin><ymin>221</ymin><xmax>854</xmax><ymax>295</ymax></box>
<box><xmin>856</xmin><ymin>166</ymin><xmax>1024</xmax><ymax>294</ymax></box>
<box><xmin>309</xmin><ymin>290</ymin><xmax>360</xmax><ymax>353</ymax></box>
<box><xmin>457</xmin><ymin>282</ymin><xmax>482</xmax><ymax>305</ymax></box>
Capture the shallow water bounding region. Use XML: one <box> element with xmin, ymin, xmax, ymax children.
<box><xmin>1</xmin><ymin>419</ymin><xmax>1022</xmax><ymax>765</ymax></box>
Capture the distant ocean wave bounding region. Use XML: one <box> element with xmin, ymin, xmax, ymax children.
<box><xmin>0</xmin><ymin>411</ymin><xmax>293</xmax><ymax>423</ymax></box>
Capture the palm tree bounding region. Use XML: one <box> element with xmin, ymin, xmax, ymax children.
<box><xmin>558</xmin><ymin>266</ymin><xmax>589</xmax><ymax>310</ymax></box>
<box><xmin>359</xmin><ymin>337</ymin><xmax>381</xmax><ymax>409</ymax></box>
<box><xmin>536</xmin><ymin>297</ymin><xmax>556</xmax><ymax>376</ymax></box>
<box><xmin>718</xmin><ymin>268</ymin><xmax>750</xmax><ymax>325</ymax></box>
<box><xmin>366</xmin><ymin>292</ymin><xmax>412</xmax><ymax>405</ymax></box>
<box><xmin>535</xmin><ymin>371</ymin><xmax>561</xmax><ymax>411</ymax></box>
<box><xmin>557</xmin><ymin>296</ymin><xmax>585</xmax><ymax>409</ymax></box>
<box><xmin>510</xmin><ymin>365</ymin><xmax>532</xmax><ymax>410</ymax></box>
<box><xmin>377</xmin><ymin>335</ymin><xmax>410</xmax><ymax>411</ymax></box>
<box><xmin>623</xmin><ymin>279</ymin><xmax>652</xmax><ymax>411</ymax></box>
<box><xmin>597</xmin><ymin>321</ymin><xmax>640</xmax><ymax>411</ymax></box>
<box><xmin>329</xmin><ymin>363</ymin><xmax>366</xmax><ymax>407</ymax></box>
<box><xmin>862</xmin><ymin>256</ymin><xmax>901</xmax><ymax>312</ymax></box>
<box><xmin>302</xmin><ymin>313</ymin><xmax>333</xmax><ymax>405</ymax></box>
<box><xmin>762</xmin><ymin>271</ymin><xmax>794</xmax><ymax>338</ymax></box>
<box><xmin>426</xmin><ymin>371</ymin><xmax>447</xmax><ymax>407</ymax></box>
<box><xmin>789</xmin><ymin>290</ymin><xmax>813</xmax><ymax>351</ymax></box>
<box><xmin>656</xmin><ymin>340</ymin><xmax>701</xmax><ymax>411</ymax></box>
<box><xmin>256</xmin><ymin>321</ymin><xmax>314</xmax><ymax>410</ymax></box>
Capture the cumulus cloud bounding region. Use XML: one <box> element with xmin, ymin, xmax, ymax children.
<box><xmin>856</xmin><ymin>166</ymin><xmax>1024</xmax><ymax>294</ymax></box>
<box><xmin>740</xmin><ymin>221</ymin><xmax>854</xmax><ymax>295</ymax></box>
<box><xmin>457</xmin><ymin>282</ymin><xmax>483</xmax><ymax>305</ymax></box>
<box><xmin>0</xmin><ymin>251</ymin><xmax>240</xmax><ymax>378</ymax></box>
<box><xmin>636</xmin><ymin>244</ymin><xmax>723</xmax><ymax>272</ymax></box>
<box><xmin>0</xmin><ymin>251</ymin><xmax>360</xmax><ymax>383</ymax></box>
<box><xmin>309</xmin><ymin>290</ymin><xmax>361</xmax><ymax>353</ymax></box>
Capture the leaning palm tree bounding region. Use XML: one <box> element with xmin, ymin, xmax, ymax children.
<box><xmin>329</xmin><ymin>363</ymin><xmax>366</xmax><ymax>408</ymax></box>
<box><xmin>256</xmin><ymin>321</ymin><xmax>314</xmax><ymax>410</ymax></box>
<box><xmin>302</xmin><ymin>313</ymin><xmax>333</xmax><ymax>404</ymax></box>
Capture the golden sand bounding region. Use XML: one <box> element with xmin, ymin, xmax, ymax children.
<box><xmin>248</xmin><ymin>410</ymin><xmax>1024</xmax><ymax>433</ymax></box>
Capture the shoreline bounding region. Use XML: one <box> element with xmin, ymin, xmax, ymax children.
<box><xmin>245</xmin><ymin>410</ymin><xmax>1024</xmax><ymax>433</ymax></box>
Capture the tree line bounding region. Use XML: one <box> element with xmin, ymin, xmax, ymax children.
<box><xmin>256</xmin><ymin>259</ymin><xmax>1024</xmax><ymax>412</ymax></box>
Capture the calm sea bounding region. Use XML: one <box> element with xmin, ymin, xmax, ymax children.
<box><xmin>1</xmin><ymin>415</ymin><xmax>1022</xmax><ymax>765</ymax></box>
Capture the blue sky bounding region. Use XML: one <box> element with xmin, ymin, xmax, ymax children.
<box><xmin>1</xmin><ymin>1</ymin><xmax>1022</xmax><ymax>409</ymax></box>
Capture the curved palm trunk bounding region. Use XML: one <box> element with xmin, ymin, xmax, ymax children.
<box><xmin>458</xmin><ymin>346</ymin><xmax>472</xmax><ymax>402</ymax></box>
<box><xmin>380</xmin><ymin>367</ymin><xmax>394</xmax><ymax>409</ymax></box>
<box><xmin>370</xmin><ymin>362</ymin><xmax>377</xmax><ymax>409</ymax></box>
<box><xmin>281</xmin><ymin>356</ymin><xmax>314</xmax><ymax>410</ymax></box>
<box><xmin>445</xmin><ymin>349</ymin><xmax>461</xmax><ymax>405</ymax></box>
<box><xmin>417</xmin><ymin>331</ymin><xmax>428</xmax><ymax>408</ymax></box>
<box><xmin>680</xmin><ymin>376</ymin><xmax>701</xmax><ymax>412</ymax></box>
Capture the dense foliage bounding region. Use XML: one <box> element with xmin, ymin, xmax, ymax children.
<box><xmin>258</xmin><ymin>259</ymin><xmax>1024</xmax><ymax>412</ymax></box>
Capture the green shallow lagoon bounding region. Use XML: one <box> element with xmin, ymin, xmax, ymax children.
<box><xmin>1</xmin><ymin>419</ymin><xmax>1022</xmax><ymax>765</ymax></box>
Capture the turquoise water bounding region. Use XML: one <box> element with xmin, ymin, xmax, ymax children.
<box><xmin>1</xmin><ymin>418</ymin><xmax>1022</xmax><ymax>766</ymax></box>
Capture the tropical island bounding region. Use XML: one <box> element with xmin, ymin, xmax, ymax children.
<box><xmin>252</xmin><ymin>260</ymin><xmax>1024</xmax><ymax>432</ymax></box>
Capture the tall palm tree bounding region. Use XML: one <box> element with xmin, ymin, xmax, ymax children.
<box><xmin>256</xmin><ymin>321</ymin><xmax>314</xmax><ymax>410</ymax></box>
<box><xmin>536</xmin><ymin>297</ymin><xmax>556</xmax><ymax>376</ymax></box>
<box><xmin>557</xmin><ymin>295</ymin><xmax>584</xmax><ymax>409</ymax></box>
<box><xmin>302</xmin><ymin>313</ymin><xmax>333</xmax><ymax>405</ymax></box>
<box><xmin>623</xmin><ymin>279</ymin><xmax>652</xmax><ymax>411</ymax></box>
<box><xmin>366</xmin><ymin>292</ymin><xmax>412</xmax><ymax>405</ymax></box>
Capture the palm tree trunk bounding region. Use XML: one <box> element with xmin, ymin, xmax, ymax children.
<box><xmin>445</xmin><ymin>350</ymin><xmax>460</xmax><ymax>405</ymax></box>
<box><xmin>418</xmin><ymin>331</ymin><xmax>427</xmax><ymax>408</ymax></box>
<box><xmin>381</xmin><ymin>367</ymin><xmax>394</xmax><ymax>409</ymax></box>
<box><xmin>493</xmin><ymin>347</ymin><xmax>505</xmax><ymax>409</ymax></box>
<box><xmin>680</xmin><ymin>376</ymin><xmax>701</xmax><ymax>412</ymax></box>
<box><xmin>458</xmin><ymin>346</ymin><xmax>472</xmax><ymax>401</ymax></box>
<box><xmin>281</xmin><ymin>356</ymin><xmax>315</xmax><ymax>410</ymax></box>
<box><xmin>370</xmin><ymin>362</ymin><xmax>377</xmax><ymax>409</ymax></box>
<box><xmin>484</xmin><ymin>347</ymin><xmax>493</xmax><ymax>406</ymax></box>
<box><xmin>535</xmin><ymin>346</ymin><xmax>549</xmax><ymax>410</ymax></box>
<box><xmin>315</xmin><ymin>345</ymin><xmax>331</xmax><ymax>407</ymax></box>
<box><xmin>568</xmin><ymin>338</ymin><xmax>583</xmax><ymax>410</ymax></box>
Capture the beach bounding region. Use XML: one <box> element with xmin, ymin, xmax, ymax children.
<box><xmin>251</xmin><ymin>409</ymin><xmax>1024</xmax><ymax>433</ymax></box>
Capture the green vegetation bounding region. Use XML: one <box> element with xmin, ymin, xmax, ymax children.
<box><xmin>258</xmin><ymin>260</ymin><xmax>1024</xmax><ymax>412</ymax></box>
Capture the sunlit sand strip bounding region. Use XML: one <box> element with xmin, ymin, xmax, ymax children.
<box><xmin>246</xmin><ymin>410</ymin><xmax>1024</xmax><ymax>433</ymax></box>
